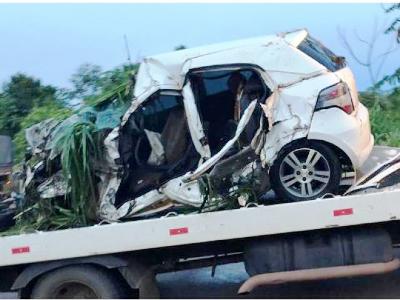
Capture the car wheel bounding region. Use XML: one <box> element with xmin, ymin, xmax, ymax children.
<box><xmin>31</xmin><ymin>265</ymin><xmax>126</xmax><ymax>299</ymax></box>
<box><xmin>270</xmin><ymin>141</ymin><xmax>341</xmax><ymax>202</ymax></box>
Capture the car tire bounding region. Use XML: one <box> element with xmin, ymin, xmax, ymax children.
<box><xmin>31</xmin><ymin>265</ymin><xmax>126</xmax><ymax>299</ymax></box>
<box><xmin>270</xmin><ymin>140</ymin><xmax>341</xmax><ymax>202</ymax></box>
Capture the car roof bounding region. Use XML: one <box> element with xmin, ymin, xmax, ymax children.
<box><xmin>149</xmin><ymin>29</ymin><xmax>307</xmax><ymax>67</ymax></box>
<box><xmin>133</xmin><ymin>29</ymin><xmax>326</xmax><ymax>98</ymax></box>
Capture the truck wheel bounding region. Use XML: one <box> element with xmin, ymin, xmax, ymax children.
<box><xmin>31</xmin><ymin>265</ymin><xmax>125</xmax><ymax>299</ymax></box>
<box><xmin>270</xmin><ymin>141</ymin><xmax>341</xmax><ymax>202</ymax></box>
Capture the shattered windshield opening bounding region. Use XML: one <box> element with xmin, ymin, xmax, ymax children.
<box><xmin>298</xmin><ymin>36</ymin><xmax>344</xmax><ymax>72</ymax></box>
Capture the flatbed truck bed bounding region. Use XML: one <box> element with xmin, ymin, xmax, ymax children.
<box><xmin>0</xmin><ymin>146</ymin><xmax>400</xmax><ymax>298</ymax></box>
<box><xmin>1</xmin><ymin>188</ymin><xmax>400</xmax><ymax>267</ymax></box>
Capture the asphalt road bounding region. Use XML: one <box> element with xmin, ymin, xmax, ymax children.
<box><xmin>2</xmin><ymin>146</ymin><xmax>400</xmax><ymax>299</ymax></box>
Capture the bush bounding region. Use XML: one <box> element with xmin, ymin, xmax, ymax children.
<box><xmin>360</xmin><ymin>91</ymin><xmax>400</xmax><ymax>147</ymax></box>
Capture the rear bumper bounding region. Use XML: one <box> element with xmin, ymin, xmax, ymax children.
<box><xmin>308</xmin><ymin>103</ymin><xmax>374</xmax><ymax>169</ymax></box>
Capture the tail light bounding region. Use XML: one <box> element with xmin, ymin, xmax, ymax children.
<box><xmin>316</xmin><ymin>82</ymin><xmax>354</xmax><ymax>114</ymax></box>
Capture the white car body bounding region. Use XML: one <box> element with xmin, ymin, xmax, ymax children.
<box><xmin>99</xmin><ymin>29</ymin><xmax>374</xmax><ymax>220</ymax></box>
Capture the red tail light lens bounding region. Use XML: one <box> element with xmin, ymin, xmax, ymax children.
<box><xmin>316</xmin><ymin>82</ymin><xmax>354</xmax><ymax>114</ymax></box>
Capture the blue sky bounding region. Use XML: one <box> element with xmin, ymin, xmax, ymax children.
<box><xmin>0</xmin><ymin>3</ymin><xmax>398</xmax><ymax>91</ymax></box>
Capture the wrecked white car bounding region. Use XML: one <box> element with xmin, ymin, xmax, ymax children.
<box><xmin>12</xmin><ymin>29</ymin><xmax>374</xmax><ymax>227</ymax></box>
<box><xmin>97</xmin><ymin>29</ymin><xmax>373</xmax><ymax>220</ymax></box>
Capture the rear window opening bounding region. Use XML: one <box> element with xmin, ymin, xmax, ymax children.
<box><xmin>298</xmin><ymin>36</ymin><xmax>346</xmax><ymax>72</ymax></box>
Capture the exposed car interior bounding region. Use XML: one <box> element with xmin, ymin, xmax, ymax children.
<box><xmin>189</xmin><ymin>69</ymin><xmax>271</xmax><ymax>155</ymax></box>
<box><xmin>188</xmin><ymin>68</ymin><xmax>272</xmax><ymax>197</ymax></box>
<box><xmin>116</xmin><ymin>92</ymin><xmax>199</xmax><ymax>205</ymax></box>
<box><xmin>116</xmin><ymin>69</ymin><xmax>272</xmax><ymax>206</ymax></box>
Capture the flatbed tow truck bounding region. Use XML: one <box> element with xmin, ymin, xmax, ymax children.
<box><xmin>0</xmin><ymin>146</ymin><xmax>400</xmax><ymax>298</ymax></box>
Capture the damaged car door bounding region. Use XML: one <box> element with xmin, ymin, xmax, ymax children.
<box><xmin>116</xmin><ymin>91</ymin><xmax>200</xmax><ymax>208</ymax></box>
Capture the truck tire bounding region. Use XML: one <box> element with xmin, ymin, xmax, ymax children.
<box><xmin>31</xmin><ymin>265</ymin><xmax>125</xmax><ymax>299</ymax></box>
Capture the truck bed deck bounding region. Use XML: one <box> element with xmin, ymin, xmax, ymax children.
<box><xmin>1</xmin><ymin>187</ymin><xmax>399</xmax><ymax>267</ymax></box>
<box><xmin>1</xmin><ymin>146</ymin><xmax>399</xmax><ymax>268</ymax></box>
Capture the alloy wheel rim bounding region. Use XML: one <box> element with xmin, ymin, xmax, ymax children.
<box><xmin>279</xmin><ymin>148</ymin><xmax>331</xmax><ymax>198</ymax></box>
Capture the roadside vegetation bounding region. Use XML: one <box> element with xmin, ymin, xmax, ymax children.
<box><xmin>361</xmin><ymin>90</ymin><xmax>400</xmax><ymax>147</ymax></box>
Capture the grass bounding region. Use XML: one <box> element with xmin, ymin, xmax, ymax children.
<box><xmin>55</xmin><ymin>120</ymin><xmax>102</xmax><ymax>226</ymax></box>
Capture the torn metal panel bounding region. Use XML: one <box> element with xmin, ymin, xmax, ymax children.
<box><xmin>259</xmin><ymin>72</ymin><xmax>341</xmax><ymax>166</ymax></box>
<box><xmin>160</xmin><ymin>176</ymin><xmax>203</xmax><ymax>207</ymax></box>
<box><xmin>117</xmin><ymin>189</ymin><xmax>168</xmax><ymax>219</ymax></box>
<box><xmin>98</xmin><ymin>174</ymin><xmax>121</xmax><ymax>221</ymax></box>
<box><xmin>345</xmin><ymin>153</ymin><xmax>400</xmax><ymax>196</ymax></box>
<box><xmin>259</xmin><ymin>87</ymin><xmax>312</xmax><ymax>166</ymax></box>
<box><xmin>182</xmin><ymin>83</ymin><xmax>211</xmax><ymax>160</ymax></box>
<box><xmin>98</xmin><ymin>95</ymin><xmax>261</xmax><ymax>219</ymax></box>
<box><xmin>183</xmin><ymin>100</ymin><xmax>258</xmax><ymax>182</ymax></box>
<box><xmin>25</xmin><ymin>119</ymin><xmax>60</xmax><ymax>155</ymax></box>
<box><xmin>37</xmin><ymin>170</ymin><xmax>67</xmax><ymax>199</ymax></box>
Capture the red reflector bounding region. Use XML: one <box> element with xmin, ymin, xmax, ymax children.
<box><xmin>333</xmin><ymin>208</ymin><xmax>353</xmax><ymax>217</ymax></box>
<box><xmin>342</xmin><ymin>104</ymin><xmax>353</xmax><ymax>114</ymax></box>
<box><xmin>11</xmin><ymin>246</ymin><xmax>30</xmax><ymax>255</ymax></box>
<box><xmin>169</xmin><ymin>227</ymin><xmax>189</xmax><ymax>236</ymax></box>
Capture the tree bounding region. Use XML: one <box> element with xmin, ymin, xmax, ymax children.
<box><xmin>0</xmin><ymin>74</ymin><xmax>58</xmax><ymax>137</ymax></box>
<box><xmin>377</xmin><ymin>4</ymin><xmax>400</xmax><ymax>90</ymax></box>
<box><xmin>66</xmin><ymin>63</ymin><xmax>138</xmax><ymax>106</ymax></box>
<box><xmin>68</xmin><ymin>64</ymin><xmax>103</xmax><ymax>101</ymax></box>
<box><xmin>384</xmin><ymin>3</ymin><xmax>400</xmax><ymax>41</ymax></box>
<box><xmin>338</xmin><ymin>20</ymin><xmax>399</xmax><ymax>87</ymax></box>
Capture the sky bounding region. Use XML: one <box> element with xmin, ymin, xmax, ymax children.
<box><xmin>0</xmin><ymin>3</ymin><xmax>398</xmax><ymax>91</ymax></box>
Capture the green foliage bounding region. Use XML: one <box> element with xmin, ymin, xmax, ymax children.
<box><xmin>366</xmin><ymin>6</ymin><xmax>400</xmax><ymax>147</ymax></box>
<box><xmin>69</xmin><ymin>64</ymin><xmax>103</xmax><ymax>100</ymax></box>
<box><xmin>0</xmin><ymin>194</ymin><xmax>94</xmax><ymax>236</ymax></box>
<box><xmin>384</xmin><ymin>3</ymin><xmax>400</xmax><ymax>38</ymax></box>
<box><xmin>376</xmin><ymin>68</ymin><xmax>400</xmax><ymax>93</ymax></box>
<box><xmin>360</xmin><ymin>91</ymin><xmax>400</xmax><ymax>147</ymax></box>
<box><xmin>55</xmin><ymin>120</ymin><xmax>102</xmax><ymax>225</ymax></box>
<box><xmin>68</xmin><ymin>63</ymin><xmax>138</xmax><ymax>106</ymax></box>
<box><xmin>377</xmin><ymin>4</ymin><xmax>400</xmax><ymax>90</ymax></box>
<box><xmin>0</xmin><ymin>74</ymin><xmax>58</xmax><ymax>137</ymax></box>
<box><xmin>0</xmin><ymin>63</ymin><xmax>136</xmax><ymax>234</ymax></box>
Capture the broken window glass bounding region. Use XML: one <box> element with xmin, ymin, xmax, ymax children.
<box><xmin>298</xmin><ymin>36</ymin><xmax>344</xmax><ymax>72</ymax></box>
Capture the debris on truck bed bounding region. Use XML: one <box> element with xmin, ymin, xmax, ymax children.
<box><xmin>345</xmin><ymin>152</ymin><xmax>400</xmax><ymax>196</ymax></box>
<box><xmin>1</xmin><ymin>29</ymin><xmax>378</xmax><ymax>234</ymax></box>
